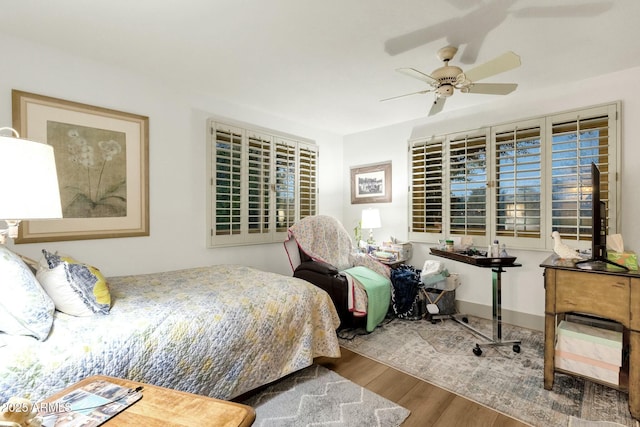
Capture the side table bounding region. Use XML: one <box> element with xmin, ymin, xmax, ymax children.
<box><xmin>429</xmin><ymin>248</ymin><xmax>522</xmax><ymax>356</ymax></box>
<box><xmin>42</xmin><ymin>375</ymin><xmax>255</xmax><ymax>427</ymax></box>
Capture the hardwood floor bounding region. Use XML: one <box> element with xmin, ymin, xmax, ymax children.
<box><xmin>316</xmin><ymin>347</ymin><xmax>530</xmax><ymax>427</ymax></box>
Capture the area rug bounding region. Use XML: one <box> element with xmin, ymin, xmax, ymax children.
<box><xmin>339</xmin><ymin>316</ymin><xmax>636</xmax><ymax>427</ymax></box>
<box><xmin>240</xmin><ymin>364</ymin><xmax>410</xmax><ymax>427</ymax></box>
<box><xmin>568</xmin><ymin>416</ymin><xmax>630</xmax><ymax>427</ymax></box>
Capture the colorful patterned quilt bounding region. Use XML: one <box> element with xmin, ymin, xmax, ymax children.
<box><xmin>0</xmin><ymin>264</ymin><xmax>341</xmax><ymax>402</ymax></box>
<box><xmin>287</xmin><ymin>215</ymin><xmax>390</xmax><ymax>278</ymax></box>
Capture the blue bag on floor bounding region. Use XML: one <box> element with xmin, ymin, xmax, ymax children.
<box><xmin>390</xmin><ymin>265</ymin><xmax>422</xmax><ymax>319</ymax></box>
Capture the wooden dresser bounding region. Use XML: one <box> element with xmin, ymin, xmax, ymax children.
<box><xmin>540</xmin><ymin>255</ymin><xmax>640</xmax><ymax>419</ymax></box>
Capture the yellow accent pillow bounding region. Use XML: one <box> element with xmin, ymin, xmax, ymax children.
<box><xmin>36</xmin><ymin>250</ymin><xmax>111</xmax><ymax>316</ymax></box>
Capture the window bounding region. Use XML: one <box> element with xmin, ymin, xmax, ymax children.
<box><xmin>298</xmin><ymin>143</ymin><xmax>318</xmax><ymax>219</ymax></box>
<box><xmin>409</xmin><ymin>103</ymin><xmax>620</xmax><ymax>252</ymax></box>
<box><xmin>207</xmin><ymin>119</ymin><xmax>317</xmax><ymax>247</ymax></box>
<box><xmin>449</xmin><ymin>132</ymin><xmax>488</xmax><ymax>237</ymax></box>
<box><xmin>549</xmin><ymin>108</ymin><xmax>617</xmax><ymax>244</ymax></box>
<box><xmin>410</xmin><ymin>137</ymin><xmax>444</xmax><ymax>234</ymax></box>
<box><xmin>493</xmin><ymin>120</ymin><xmax>543</xmax><ymax>249</ymax></box>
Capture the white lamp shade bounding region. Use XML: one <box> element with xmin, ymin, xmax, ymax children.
<box><xmin>0</xmin><ymin>136</ymin><xmax>63</xmax><ymax>220</ymax></box>
<box><xmin>361</xmin><ymin>208</ymin><xmax>381</xmax><ymax>229</ymax></box>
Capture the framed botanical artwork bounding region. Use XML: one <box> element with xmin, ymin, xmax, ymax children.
<box><xmin>350</xmin><ymin>161</ymin><xmax>392</xmax><ymax>204</ymax></box>
<box><xmin>12</xmin><ymin>90</ymin><xmax>149</xmax><ymax>243</ymax></box>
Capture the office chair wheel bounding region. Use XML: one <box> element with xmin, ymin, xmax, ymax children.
<box><xmin>462</xmin><ymin>317</ymin><xmax>469</xmax><ymax>323</ymax></box>
<box><xmin>473</xmin><ymin>345</ymin><xmax>482</xmax><ymax>356</ymax></box>
<box><xmin>513</xmin><ymin>344</ymin><xmax>521</xmax><ymax>353</ymax></box>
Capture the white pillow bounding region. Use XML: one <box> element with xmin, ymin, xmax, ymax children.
<box><xmin>0</xmin><ymin>246</ymin><xmax>54</xmax><ymax>340</ymax></box>
<box><xmin>37</xmin><ymin>250</ymin><xmax>111</xmax><ymax>317</ymax></box>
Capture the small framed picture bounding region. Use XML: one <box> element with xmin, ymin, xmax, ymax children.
<box><xmin>350</xmin><ymin>161</ymin><xmax>392</xmax><ymax>204</ymax></box>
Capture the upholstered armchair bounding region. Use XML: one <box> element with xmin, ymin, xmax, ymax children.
<box><xmin>284</xmin><ymin>215</ymin><xmax>391</xmax><ymax>331</ymax></box>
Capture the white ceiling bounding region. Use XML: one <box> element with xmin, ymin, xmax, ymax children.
<box><xmin>2</xmin><ymin>0</ymin><xmax>640</xmax><ymax>135</ymax></box>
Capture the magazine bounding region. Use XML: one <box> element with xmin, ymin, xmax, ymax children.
<box><xmin>40</xmin><ymin>379</ymin><xmax>143</xmax><ymax>427</ymax></box>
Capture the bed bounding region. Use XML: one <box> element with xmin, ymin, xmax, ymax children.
<box><xmin>0</xmin><ymin>258</ymin><xmax>341</xmax><ymax>403</ymax></box>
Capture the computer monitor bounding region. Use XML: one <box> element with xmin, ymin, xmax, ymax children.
<box><xmin>575</xmin><ymin>162</ymin><xmax>627</xmax><ymax>270</ymax></box>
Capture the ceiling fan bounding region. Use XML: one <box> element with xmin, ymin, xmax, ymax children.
<box><xmin>382</xmin><ymin>46</ymin><xmax>521</xmax><ymax>116</ymax></box>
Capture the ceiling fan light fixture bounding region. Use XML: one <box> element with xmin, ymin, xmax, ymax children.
<box><xmin>436</xmin><ymin>84</ymin><xmax>455</xmax><ymax>97</ymax></box>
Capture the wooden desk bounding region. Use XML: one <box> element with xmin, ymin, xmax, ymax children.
<box><xmin>540</xmin><ymin>255</ymin><xmax>640</xmax><ymax>420</ymax></box>
<box><xmin>43</xmin><ymin>375</ymin><xmax>255</xmax><ymax>427</ymax></box>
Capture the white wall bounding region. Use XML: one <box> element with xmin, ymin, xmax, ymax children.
<box><xmin>343</xmin><ymin>66</ymin><xmax>640</xmax><ymax>321</ymax></box>
<box><xmin>1</xmin><ymin>34</ymin><xmax>344</xmax><ymax>277</ymax></box>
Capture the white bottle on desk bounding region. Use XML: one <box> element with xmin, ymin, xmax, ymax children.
<box><xmin>491</xmin><ymin>240</ymin><xmax>500</xmax><ymax>257</ymax></box>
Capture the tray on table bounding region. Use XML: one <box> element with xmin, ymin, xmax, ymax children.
<box><xmin>429</xmin><ymin>248</ymin><xmax>518</xmax><ymax>266</ymax></box>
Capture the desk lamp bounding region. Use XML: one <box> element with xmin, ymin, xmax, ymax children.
<box><xmin>0</xmin><ymin>127</ymin><xmax>62</xmax><ymax>244</ymax></box>
<box><xmin>361</xmin><ymin>208</ymin><xmax>381</xmax><ymax>245</ymax></box>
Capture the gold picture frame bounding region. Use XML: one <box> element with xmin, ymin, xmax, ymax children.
<box><xmin>12</xmin><ymin>90</ymin><xmax>149</xmax><ymax>243</ymax></box>
<box><xmin>350</xmin><ymin>161</ymin><xmax>392</xmax><ymax>204</ymax></box>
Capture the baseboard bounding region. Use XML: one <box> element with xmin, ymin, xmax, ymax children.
<box><xmin>456</xmin><ymin>300</ymin><xmax>544</xmax><ymax>332</ymax></box>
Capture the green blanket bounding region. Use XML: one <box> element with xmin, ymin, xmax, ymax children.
<box><xmin>343</xmin><ymin>266</ymin><xmax>391</xmax><ymax>332</ymax></box>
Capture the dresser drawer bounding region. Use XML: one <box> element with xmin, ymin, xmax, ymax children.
<box><xmin>555</xmin><ymin>270</ymin><xmax>629</xmax><ymax>326</ymax></box>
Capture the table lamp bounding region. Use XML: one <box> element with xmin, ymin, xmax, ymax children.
<box><xmin>0</xmin><ymin>127</ymin><xmax>62</xmax><ymax>244</ymax></box>
<box><xmin>361</xmin><ymin>208</ymin><xmax>381</xmax><ymax>245</ymax></box>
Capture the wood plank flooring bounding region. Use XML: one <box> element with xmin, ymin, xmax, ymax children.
<box><xmin>316</xmin><ymin>348</ymin><xmax>530</xmax><ymax>427</ymax></box>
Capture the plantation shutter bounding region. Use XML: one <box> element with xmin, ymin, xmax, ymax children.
<box><xmin>213</xmin><ymin>124</ymin><xmax>242</xmax><ymax>237</ymax></box>
<box><xmin>247</xmin><ymin>131</ymin><xmax>271</xmax><ymax>236</ymax></box>
<box><xmin>550</xmin><ymin>111</ymin><xmax>612</xmax><ymax>242</ymax></box>
<box><xmin>407</xmin><ymin>102</ymin><xmax>619</xmax><ymax>251</ymax></box>
<box><xmin>409</xmin><ymin>138</ymin><xmax>444</xmax><ymax>238</ymax></box>
<box><xmin>448</xmin><ymin>133</ymin><xmax>488</xmax><ymax>237</ymax></box>
<box><xmin>494</xmin><ymin>123</ymin><xmax>542</xmax><ymax>246</ymax></box>
<box><xmin>208</xmin><ymin>119</ymin><xmax>318</xmax><ymax>247</ymax></box>
<box><xmin>299</xmin><ymin>143</ymin><xmax>318</xmax><ymax>219</ymax></box>
<box><xmin>275</xmin><ymin>138</ymin><xmax>297</xmax><ymax>233</ymax></box>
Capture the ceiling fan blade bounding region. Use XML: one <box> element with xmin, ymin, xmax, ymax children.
<box><xmin>380</xmin><ymin>88</ymin><xmax>433</xmax><ymax>102</ymax></box>
<box><xmin>463</xmin><ymin>51</ymin><xmax>521</xmax><ymax>82</ymax></box>
<box><xmin>428</xmin><ymin>97</ymin><xmax>446</xmax><ymax>116</ymax></box>
<box><xmin>396</xmin><ymin>67</ymin><xmax>438</xmax><ymax>86</ymax></box>
<box><xmin>466</xmin><ymin>82</ymin><xmax>518</xmax><ymax>95</ymax></box>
